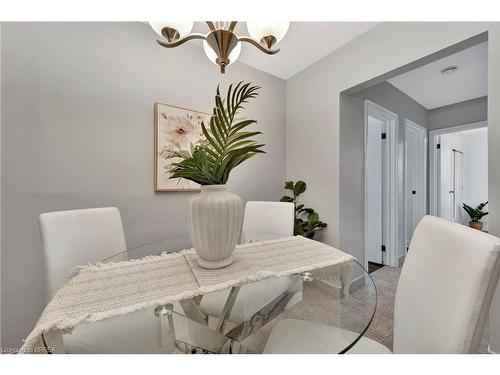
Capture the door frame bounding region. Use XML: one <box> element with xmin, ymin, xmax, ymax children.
<box><xmin>429</xmin><ymin>121</ymin><xmax>487</xmax><ymax>216</ymax></box>
<box><xmin>364</xmin><ymin>100</ymin><xmax>399</xmax><ymax>268</ymax></box>
<box><xmin>404</xmin><ymin>119</ymin><xmax>428</xmax><ymax>249</ymax></box>
<box><xmin>451</xmin><ymin>148</ymin><xmax>464</xmax><ymax>222</ymax></box>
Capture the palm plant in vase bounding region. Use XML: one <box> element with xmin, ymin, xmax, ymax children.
<box><xmin>168</xmin><ymin>82</ymin><xmax>264</xmax><ymax>269</ymax></box>
<box><xmin>463</xmin><ymin>201</ymin><xmax>488</xmax><ymax>231</ymax></box>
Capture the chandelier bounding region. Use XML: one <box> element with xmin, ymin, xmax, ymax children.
<box><xmin>149</xmin><ymin>21</ymin><xmax>289</xmax><ymax>73</ymax></box>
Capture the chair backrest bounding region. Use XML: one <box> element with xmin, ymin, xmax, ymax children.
<box><xmin>39</xmin><ymin>207</ymin><xmax>127</xmax><ymax>299</ymax></box>
<box><xmin>393</xmin><ymin>215</ymin><xmax>500</xmax><ymax>353</ymax></box>
<box><xmin>241</xmin><ymin>201</ymin><xmax>295</xmax><ymax>242</ymax></box>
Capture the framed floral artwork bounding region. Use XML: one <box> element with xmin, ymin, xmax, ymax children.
<box><xmin>154</xmin><ymin>103</ymin><xmax>211</xmax><ymax>191</ymax></box>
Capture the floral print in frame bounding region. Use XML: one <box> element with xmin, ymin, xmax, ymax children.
<box><xmin>154</xmin><ymin>103</ymin><xmax>211</xmax><ymax>191</ymax></box>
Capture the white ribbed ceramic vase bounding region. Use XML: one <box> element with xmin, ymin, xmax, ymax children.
<box><xmin>188</xmin><ymin>185</ymin><xmax>243</xmax><ymax>269</ymax></box>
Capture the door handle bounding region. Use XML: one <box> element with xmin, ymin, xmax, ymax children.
<box><xmin>449</xmin><ymin>190</ymin><xmax>455</xmax><ymax>194</ymax></box>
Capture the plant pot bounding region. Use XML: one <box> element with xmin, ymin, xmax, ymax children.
<box><xmin>469</xmin><ymin>221</ymin><xmax>483</xmax><ymax>231</ymax></box>
<box><xmin>187</xmin><ymin>185</ymin><xmax>243</xmax><ymax>269</ymax></box>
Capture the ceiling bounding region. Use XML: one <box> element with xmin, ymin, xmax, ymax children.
<box><xmin>388</xmin><ymin>41</ymin><xmax>488</xmax><ymax>110</ymax></box>
<box><xmin>192</xmin><ymin>22</ymin><xmax>379</xmax><ymax>80</ymax></box>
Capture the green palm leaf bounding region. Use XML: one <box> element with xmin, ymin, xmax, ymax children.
<box><xmin>168</xmin><ymin>82</ymin><xmax>265</xmax><ymax>185</ymax></box>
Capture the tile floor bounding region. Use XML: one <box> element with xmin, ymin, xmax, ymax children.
<box><xmin>363</xmin><ymin>266</ymin><xmax>400</xmax><ymax>350</ymax></box>
<box><xmin>232</xmin><ymin>277</ymin><xmax>380</xmax><ymax>353</ymax></box>
<box><xmin>234</xmin><ymin>265</ymin><xmax>491</xmax><ymax>353</ymax></box>
<box><xmin>235</xmin><ymin>273</ymin><xmax>383</xmax><ymax>353</ymax></box>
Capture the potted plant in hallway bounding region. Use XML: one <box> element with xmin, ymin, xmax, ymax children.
<box><xmin>463</xmin><ymin>201</ymin><xmax>488</xmax><ymax>231</ymax></box>
<box><xmin>168</xmin><ymin>82</ymin><xmax>264</xmax><ymax>269</ymax></box>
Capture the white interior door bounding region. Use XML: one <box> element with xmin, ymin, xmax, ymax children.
<box><xmin>366</xmin><ymin>116</ymin><xmax>384</xmax><ymax>264</ymax></box>
<box><xmin>437</xmin><ymin>132</ymin><xmax>465</xmax><ymax>222</ymax></box>
<box><xmin>452</xmin><ymin>149</ymin><xmax>464</xmax><ymax>223</ymax></box>
<box><xmin>365</xmin><ymin>100</ymin><xmax>399</xmax><ymax>267</ymax></box>
<box><xmin>405</xmin><ymin>120</ymin><xmax>427</xmax><ymax>246</ymax></box>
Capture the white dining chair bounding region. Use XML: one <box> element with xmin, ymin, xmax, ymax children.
<box><xmin>240</xmin><ymin>201</ymin><xmax>295</xmax><ymax>242</ymax></box>
<box><xmin>40</xmin><ymin>207</ymin><xmax>127</xmax><ymax>299</ymax></box>
<box><xmin>199</xmin><ymin>201</ymin><xmax>299</xmax><ymax>326</ymax></box>
<box><xmin>263</xmin><ymin>215</ymin><xmax>500</xmax><ymax>354</ymax></box>
<box><xmin>39</xmin><ymin>207</ymin><xmax>181</xmax><ymax>353</ymax></box>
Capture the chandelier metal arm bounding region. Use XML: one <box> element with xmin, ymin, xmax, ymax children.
<box><xmin>153</xmin><ymin>22</ymin><xmax>285</xmax><ymax>73</ymax></box>
<box><xmin>156</xmin><ymin>33</ymin><xmax>207</xmax><ymax>48</ymax></box>
<box><xmin>227</xmin><ymin>22</ymin><xmax>238</xmax><ymax>32</ymax></box>
<box><xmin>238</xmin><ymin>36</ymin><xmax>280</xmax><ymax>55</ymax></box>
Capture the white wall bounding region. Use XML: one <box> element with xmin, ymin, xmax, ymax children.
<box><xmin>439</xmin><ymin>129</ymin><xmax>488</xmax><ymax>227</ymax></box>
<box><xmin>0</xmin><ymin>22</ymin><xmax>2</xmax><ymax>349</ymax></box>
<box><xmin>338</xmin><ymin>94</ymin><xmax>365</xmax><ymax>262</ymax></box>
<box><xmin>428</xmin><ymin>96</ymin><xmax>487</xmax><ymax>130</ymax></box>
<box><xmin>487</xmin><ymin>24</ymin><xmax>500</xmax><ymax>354</ymax></box>
<box><xmin>463</xmin><ymin>129</ymin><xmax>489</xmax><ymax>227</ymax></box>
<box><xmin>0</xmin><ymin>22</ymin><xmax>286</xmax><ymax>348</ymax></box>
<box><xmin>286</xmin><ymin>22</ymin><xmax>500</xmax><ymax>351</ymax></box>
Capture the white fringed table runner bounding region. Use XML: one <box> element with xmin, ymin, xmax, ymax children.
<box><xmin>20</xmin><ymin>236</ymin><xmax>354</xmax><ymax>353</ymax></box>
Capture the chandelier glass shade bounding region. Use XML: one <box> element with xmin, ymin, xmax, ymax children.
<box><xmin>246</xmin><ymin>21</ymin><xmax>290</xmax><ymax>49</ymax></box>
<box><xmin>149</xmin><ymin>21</ymin><xmax>289</xmax><ymax>73</ymax></box>
<box><xmin>203</xmin><ymin>40</ymin><xmax>242</xmax><ymax>67</ymax></box>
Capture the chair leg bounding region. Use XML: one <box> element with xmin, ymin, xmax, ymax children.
<box><xmin>216</xmin><ymin>286</ymin><xmax>241</xmax><ymax>334</ymax></box>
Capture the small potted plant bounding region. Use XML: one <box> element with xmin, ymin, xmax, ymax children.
<box><xmin>462</xmin><ymin>201</ymin><xmax>488</xmax><ymax>230</ymax></box>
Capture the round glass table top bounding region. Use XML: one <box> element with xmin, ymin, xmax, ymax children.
<box><xmin>60</xmin><ymin>233</ymin><xmax>377</xmax><ymax>354</ymax></box>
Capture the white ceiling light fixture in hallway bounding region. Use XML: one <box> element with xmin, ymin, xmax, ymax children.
<box><xmin>150</xmin><ymin>21</ymin><xmax>289</xmax><ymax>73</ymax></box>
